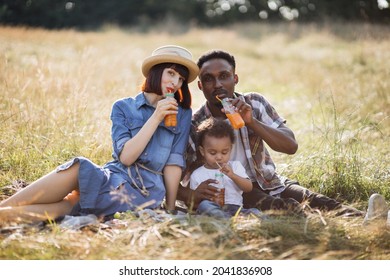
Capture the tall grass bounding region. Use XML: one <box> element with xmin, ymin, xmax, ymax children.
<box><xmin>0</xmin><ymin>23</ymin><xmax>389</xmax><ymax>259</ymax></box>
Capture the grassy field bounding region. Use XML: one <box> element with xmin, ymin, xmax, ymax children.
<box><xmin>0</xmin><ymin>22</ymin><xmax>389</xmax><ymax>260</ymax></box>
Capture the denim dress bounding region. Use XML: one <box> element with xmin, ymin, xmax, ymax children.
<box><xmin>57</xmin><ymin>93</ymin><xmax>191</xmax><ymax>217</ymax></box>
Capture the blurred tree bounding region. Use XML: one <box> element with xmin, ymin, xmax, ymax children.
<box><xmin>0</xmin><ymin>0</ymin><xmax>389</xmax><ymax>29</ymax></box>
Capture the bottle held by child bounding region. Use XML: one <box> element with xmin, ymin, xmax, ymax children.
<box><xmin>212</xmin><ymin>171</ymin><xmax>225</xmax><ymax>206</ymax></box>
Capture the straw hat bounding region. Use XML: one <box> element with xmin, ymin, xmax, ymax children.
<box><xmin>142</xmin><ymin>45</ymin><xmax>199</xmax><ymax>83</ymax></box>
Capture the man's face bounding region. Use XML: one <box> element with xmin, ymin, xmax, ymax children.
<box><xmin>198</xmin><ymin>58</ymin><xmax>238</xmax><ymax>109</ymax></box>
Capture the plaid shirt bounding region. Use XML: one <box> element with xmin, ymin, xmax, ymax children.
<box><xmin>186</xmin><ymin>92</ymin><xmax>287</xmax><ymax>194</ymax></box>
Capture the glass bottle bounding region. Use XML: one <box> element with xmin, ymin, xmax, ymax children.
<box><xmin>213</xmin><ymin>172</ymin><xmax>225</xmax><ymax>207</ymax></box>
<box><xmin>221</xmin><ymin>98</ymin><xmax>245</xmax><ymax>129</ymax></box>
<box><xmin>164</xmin><ymin>93</ymin><xmax>177</xmax><ymax>127</ymax></box>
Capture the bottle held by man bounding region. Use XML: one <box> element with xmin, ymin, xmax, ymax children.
<box><xmin>221</xmin><ymin>98</ymin><xmax>244</xmax><ymax>129</ymax></box>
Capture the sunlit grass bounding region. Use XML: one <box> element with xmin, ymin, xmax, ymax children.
<box><xmin>0</xmin><ymin>22</ymin><xmax>389</xmax><ymax>259</ymax></box>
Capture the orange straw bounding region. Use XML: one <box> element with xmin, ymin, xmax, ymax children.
<box><xmin>215</xmin><ymin>95</ymin><xmax>222</xmax><ymax>102</ymax></box>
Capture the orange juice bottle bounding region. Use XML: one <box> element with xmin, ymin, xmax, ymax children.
<box><xmin>164</xmin><ymin>93</ymin><xmax>177</xmax><ymax>127</ymax></box>
<box><xmin>222</xmin><ymin>98</ymin><xmax>245</xmax><ymax>129</ymax></box>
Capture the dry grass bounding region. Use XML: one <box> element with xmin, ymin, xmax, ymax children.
<box><xmin>1</xmin><ymin>210</ymin><xmax>389</xmax><ymax>260</ymax></box>
<box><xmin>0</xmin><ymin>22</ymin><xmax>389</xmax><ymax>259</ymax></box>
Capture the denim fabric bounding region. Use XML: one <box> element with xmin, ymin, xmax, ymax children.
<box><xmin>58</xmin><ymin>93</ymin><xmax>192</xmax><ymax>217</ymax></box>
<box><xmin>108</xmin><ymin>93</ymin><xmax>191</xmax><ymax>171</ymax></box>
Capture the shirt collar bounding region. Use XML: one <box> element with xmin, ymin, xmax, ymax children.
<box><xmin>135</xmin><ymin>92</ymin><xmax>149</xmax><ymax>109</ymax></box>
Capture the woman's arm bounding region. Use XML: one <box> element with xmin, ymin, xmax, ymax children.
<box><xmin>163</xmin><ymin>165</ymin><xmax>182</xmax><ymax>210</ymax></box>
<box><xmin>117</xmin><ymin>97</ymin><xmax>178</xmax><ymax>166</ymax></box>
<box><xmin>119</xmin><ymin>116</ymin><xmax>160</xmax><ymax>166</ymax></box>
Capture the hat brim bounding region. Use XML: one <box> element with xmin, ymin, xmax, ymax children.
<box><xmin>142</xmin><ymin>54</ymin><xmax>199</xmax><ymax>83</ymax></box>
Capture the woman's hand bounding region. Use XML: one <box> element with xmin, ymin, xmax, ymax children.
<box><xmin>153</xmin><ymin>97</ymin><xmax>178</xmax><ymax>122</ymax></box>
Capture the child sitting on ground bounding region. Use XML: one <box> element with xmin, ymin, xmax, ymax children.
<box><xmin>190</xmin><ymin>118</ymin><xmax>265</xmax><ymax>219</ymax></box>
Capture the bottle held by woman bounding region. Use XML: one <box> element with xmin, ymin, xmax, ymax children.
<box><xmin>164</xmin><ymin>92</ymin><xmax>177</xmax><ymax>127</ymax></box>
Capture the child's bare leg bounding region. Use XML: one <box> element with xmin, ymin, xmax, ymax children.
<box><xmin>0</xmin><ymin>162</ymin><xmax>80</xmax><ymax>207</ymax></box>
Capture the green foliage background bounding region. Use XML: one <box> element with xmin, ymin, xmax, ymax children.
<box><xmin>0</xmin><ymin>0</ymin><xmax>390</xmax><ymax>30</ymax></box>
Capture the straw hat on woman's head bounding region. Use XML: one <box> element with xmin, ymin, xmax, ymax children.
<box><xmin>142</xmin><ymin>45</ymin><xmax>199</xmax><ymax>83</ymax></box>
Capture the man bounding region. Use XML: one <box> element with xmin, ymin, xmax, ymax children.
<box><xmin>177</xmin><ymin>50</ymin><xmax>363</xmax><ymax>216</ymax></box>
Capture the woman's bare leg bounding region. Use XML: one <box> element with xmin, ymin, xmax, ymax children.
<box><xmin>0</xmin><ymin>191</ymin><xmax>80</xmax><ymax>223</ymax></box>
<box><xmin>0</xmin><ymin>162</ymin><xmax>80</xmax><ymax>207</ymax></box>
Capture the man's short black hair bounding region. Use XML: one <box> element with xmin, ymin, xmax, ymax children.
<box><xmin>197</xmin><ymin>50</ymin><xmax>236</xmax><ymax>71</ymax></box>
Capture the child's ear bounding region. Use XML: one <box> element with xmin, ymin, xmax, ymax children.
<box><xmin>199</xmin><ymin>145</ymin><xmax>205</xmax><ymax>157</ymax></box>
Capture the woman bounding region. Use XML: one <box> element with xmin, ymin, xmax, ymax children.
<box><xmin>0</xmin><ymin>45</ymin><xmax>199</xmax><ymax>223</ymax></box>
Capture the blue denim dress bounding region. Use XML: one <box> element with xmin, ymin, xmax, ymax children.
<box><xmin>57</xmin><ymin>93</ymin><xmax>191</xmax><ymax>217</ymax></box>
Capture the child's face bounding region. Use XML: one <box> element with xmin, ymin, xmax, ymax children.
<box><xmin>199</xmin><ymin>135</ymin><xmax>232</xmax><ymax>169</ymax></box>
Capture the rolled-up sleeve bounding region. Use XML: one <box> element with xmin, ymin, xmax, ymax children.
<box><xmin>110</xmin><ymin>100</ymin><xmax>132</xmax><ymax>160</ymax></box>
<box><xmin>246</xmin><ymin>94</ymin><xmax>285</xmax><ymax>128</ymax></box>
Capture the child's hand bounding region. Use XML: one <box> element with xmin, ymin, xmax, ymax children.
<box><xmin>220</xmin><ymin>163</ymin><xmax>234</xmax><ymax>178</ymax></box>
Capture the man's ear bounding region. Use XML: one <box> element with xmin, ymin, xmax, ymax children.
<box><xmin>234</xmin><ymin>74</ymin><xmax>239</xmax><ymax>84</ymax></box>
<box><xmin>198</xmin><ymin>80</ymin><xmax>203</xmax><ymax>90</ymax></box>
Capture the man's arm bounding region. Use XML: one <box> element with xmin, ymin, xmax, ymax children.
<box><xmin>231</xmin><ymin>98</ymin><xmax>298</xmax><ymax>154</ymax></box>
<box><xmin>247</xmin><ymin>121</ymin><xmax>297</xmax><ymax>154</ymax></box>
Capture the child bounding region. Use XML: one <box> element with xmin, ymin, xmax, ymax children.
<box><xmin>190</xmin><ymin>118</ymin><xmax>264</xmax><ymax>219</ymax></box>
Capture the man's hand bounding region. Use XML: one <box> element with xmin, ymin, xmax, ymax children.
<box><xmin>231</xmin><ymin>97</ymin><xmax>253</xmax><ymax>125</ymax></box>
<box><xmin>182</xmin><ymin>179</ymin><xmax>219</xmax><ymax>209</ymax></box>
<box><xmin>231</xmin><ymin>97</ymin><xmax>298</xmax><ymax>154</ymax></box>
<box><xmin>193</xmin><ymin>179</ymin><xmax>219</xmax><ymax>201</ymax></box>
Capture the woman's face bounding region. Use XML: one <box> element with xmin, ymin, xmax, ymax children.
<box><xmin>161</xmin><ymin>68</ymin><xmax>185</xmax><ymax>96</ymax></box>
